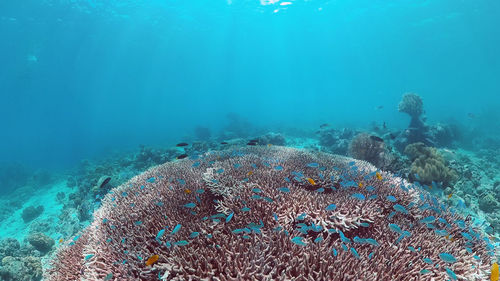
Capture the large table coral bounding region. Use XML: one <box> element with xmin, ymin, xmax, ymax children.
<box><xmin>46</xmin><ymin>146</ymin><xmax>495</xmax><ymax>280</ymax></box>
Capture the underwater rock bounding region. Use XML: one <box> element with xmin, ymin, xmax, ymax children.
<box><xmin>66</xmin><ymin>176</ymin><xmax>76</xmax><ymax>188</ymax></box>
<box><xmin>0</xmin><ymin>162</ymin><xmax>31</xmax><ymax>195</ymax></box>
<box><xmin>21</xmin><ymin>205</ymin><xmax>44</xmax><ymax>223</ymax></box>
<box><xmin>46</xmin><ymin>146</ymin><xmax>493</xmax><ymax>281</ymax></box>
<box><xmin>318</xmin><ymin>128</ymin><xmax>353</xmax><ymax>155</ymax></box>
<box><xmin>478</xmin><ymin>193</ymin><xmax>498</xmax><ymax>213</ymax></box>
<box><xmin>404</xmin><ymin>142</ymin><xmax>458</xmax><ymax>186</ymax></box>
<box><xmin>0</xmin><ymin>239</ymin><xmax>20</xmax><ymax>260</ymax></box>
<box><xmin>0</xmin><ymin>256</ymin><xmax>42</xmax><ymax>281</ymax></box>
<box><xmin>256</xmin><ymin>132</ymin><xmax>286</xmax><ymax>146</ymax></box>
<box><xmin>27</xmin><ymin>232</ymin><xmax>54</xmax><ymax>254</ymax></box>
<box><xmin>427</xmin><ymin>123</ymin><xmax>461</xmax><ymax>148</ymax></box>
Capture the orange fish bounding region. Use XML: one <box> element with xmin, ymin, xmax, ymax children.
<box><xmin>358</xmin><ymin>182</ymin><xmax>364</xmax><ymax>188</ymax></box>
<box><xmin>447</xmin><ymin>193</ymin><xmax>453</xmax><ymax>199</ymax></box>
<box><xmin>145</xmin><ymin>255</ymin><xmax>159</xmax><ymax>266</ymax></box>
<box><xmin>58</xmin><ymin>238</ymin><xmax>63</xmax><ymax>243</ymax></box>
<box><xmin>267</xmin><ymin>143</ymin><xmax>272</xmax><ymax>147</ymax></box>
<box><xmin>247</xmin><ymin>171</ymin><xmax>253</xmax><ymax>176</ymax></box>
<box><xmin>375</xmin><ymin>172</ymin><xmax>382</xmax><ymax>180</ymax></box>
<box><xmin>184</xmin><ymin>189</ymin><xmax>192</xmax><ymax>194</ymax></box>
<box><xmin>306</xmin><ymin>178</ymin><xmax>316</xmax><ymax>186</ymax></box>
<box><xmin>492</xmin><ymin>262</ymin><xmax>499</xmax><ymax>281</ymax></box>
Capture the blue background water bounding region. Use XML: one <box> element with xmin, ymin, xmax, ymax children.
<box><xmin>1</xmin><ymin>0</ymin><xmax>499</xmax><ymax>170</ymax></box>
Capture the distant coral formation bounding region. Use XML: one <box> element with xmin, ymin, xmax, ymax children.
<box><xmin>404</xmin><ymin>142</ymin><xmax>458</xmax><ymax>185</ymax></box>
<box><xmin>46</xmin><ymin>146</ymin><xmax>492</xmax><ymax>280</ymax></box>
<box><xmin>398</xmin><ymin>92</ymin><xmax>424</xmax><ymax>119</ymax></box>
<box><xmin>349</xmin><ymin>133</ymin><xmax>394</xmax><ymax>169</ymax></box>
<box><xmin>21</xmin><ymin>205</ymin><xmax>44</xmax><ymax>223</ymax></box>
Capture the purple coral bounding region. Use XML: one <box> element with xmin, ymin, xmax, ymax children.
<box><xmin>46</xmin><ymin>147</ymin><xmax>493</xmax><ymax>280</ymax></box>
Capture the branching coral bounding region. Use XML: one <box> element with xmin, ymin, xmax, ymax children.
<box><xmin>404</xmin><ymin>142</ymin><xmax>458</xmax><ymax>185</ymax></box>
<box><xmin>46</xmin><ymin>146</ymin><xmax>493</xmax><ymax>281</ymax></box>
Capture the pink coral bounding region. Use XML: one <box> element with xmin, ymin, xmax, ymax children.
<box><xmin>46</xmin><ymin>146</ymin><xmax>493</xmax><ymax>280</ymax></box>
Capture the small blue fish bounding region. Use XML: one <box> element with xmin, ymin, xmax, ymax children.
<box><xmin>332</xmin><ymin>248</ymin><xmax>338</xmax><ymax>256</ymax></box>
<box><xmin>316</xmin><ymin>188</ymin><xmax>325</xmax><ymax>193</ymax></box>
<box><xmin>420</xmin><ymin>216</ymin><xmax>435</xmax><ymax>224</ymax></box>
<box><xmin>252</xmin><ymin>188</ymin><xmax>262</xmax><ymax>193</ymax></box>
<box><xmin>350</xmin><ymin>247</ymin><xmax>360</xmax><ymax>259</ymax></box>
<box><xmin>386</xmin><ymin>195</ymin><xmax>397</xmax><ymax>202</ymax></box>
<box><xmin>84</xmin><ymin>254</ymin><xmax>94</xmax><ymax>260</ymax></box>
<box><xmin>291</xmin><ymin>237</ymin><xmax>307</xmax><ymax>246</ymax></box>
<box><xmin>241</xmin><ymin>207</ymin><xmax>251</xmax><ymax>212</ymax></box>
<box><xmin>420</xmin><ymin>269</ymin><xmax>430</xmax><ymax>274</ymax></box>
<box><xmin>135</xmin><ymin>221</ymin><xmax>143</xmax><ymax>225</ymax></box>
<box><xmin>461</xmin><ymin>232</ymin><xmax>473</xmax><ymax>241</ymax></box>
<box><xmin>307</xmin><ymin>162</ymin><xmax>319</xmax><ymax>168</ymax></box>
<box><xmin>352</xmin><ymin>193</ymin><xmax>366</xmax><ymax>200</ymax></box>
<box><xmin>439</xmin><ymin>253</ymin><xmax>457</xmax><ymax>263</ymax></box>
<box><xmin>368</xmin><ymin>252</ymin><xmax>374</xmax><ymax>259</ymax></box>
<box><xmin>393</xmin><ymin>204</ymin><xmax>408</xmax><ymax>214</ymax></box>
<box><xmin>338</xmin><ymin>230</ymin><xmax>351</xmax><ymax>244</ymax></box>
<box><xmin>274</xmin><ymin>165</ymin><xmax>283</xmax><ymax>171</ymax></box>
<box><xmin>156</xmin><ymin>229</ymin><xmax>165</xmax><ymax>240</ymax></box>
<box><xmin>189</xmin><ymin>232</ymin><xmax>199</xmax><ymax>238</ymax></box>
<box><xmin>326</xmin><ymin>204</ymin><xmax>337</xmax><ymax>211</ymax></box>
<box><xmin>216</xmin><ymin>168</ymin><xmax>224</xmax><ymax>174</ymax></box>
<box><xmin>389</xmin><ymin>223</ymin><xmax>402</xmax><ymax>234</ymax></box>
<box><xmin>273</xmin><ymin>213</ymin><xmax>278</xmax><ymax>221</ymax></box>
<box><xmin>359</xmin><ymin>222</ymin><xmax>370</xmax><ymax>227</ymax></box>
<box><xmin>183</xmin><ymin>202</ymin><xmax>196</xmax><ymax>209</ymax></box>
<box><xmin>278</xmin><ymin>187</ymin><xmax>290</xmax><ymax>193</ymax></box>
<box><xmin>147</xmin><ymin>177</ymin><xmax>156</xmax><ymax>183</ymax></box>
<box><xmin>171</xmin><ymin>224</ymin><xmax>181</xmax><ymax>235</ymax></box>
<box><xmin>423</xmin><ymin>257</ymin><xmax>433</xmax><ymax>264</ymax></box>
<box><xmin>314</xmin><ymin>236</ymin><xmax>323</xmax><ymax>243</ymax></box>
<box><xmin>174</xmin><ymin>240</ymin><xmax>189</xmax><ymax>246</ymax></box>
<box><xmin>196</xmin><ymin>189</ymin><xmax>205</xmax><ymax>194</ymax></box>
<box><xmin>226</xmin><ymin>212</ymin><xmax>234</xmax><ymax>223</ymax></box>
<box><xmin>435</xmin><ymin>229</ymin><xmax>448</xmax><ymax>236</ymax></box>
<box><xmin>445</xmin><ymin>267</ymin><xmax>457</xmax><ymax>280</ymax></box>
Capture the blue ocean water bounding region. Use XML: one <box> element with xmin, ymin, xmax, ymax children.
<box><xmin>1</xmin><ymin>0</ymin><xmax>499</xmax><ymax>170</ymax></box>
<box><xmin>0</xmin><ymin>1</ymin><xmax>500</xmax><ymax>279</ymax></box>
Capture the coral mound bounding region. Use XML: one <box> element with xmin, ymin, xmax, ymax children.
<box><xmin>46</xmin><ymin>146</ymin><xmax>493</xmax><ymax>281</ymax></box>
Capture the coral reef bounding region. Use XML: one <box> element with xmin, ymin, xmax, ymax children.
<box><xmin>256</xmin><ymin>132</ymin><xmax>287</xmax><ymax>146</ymax></box>
<box><xmin>317</xmin><ymin>127</ymin><xmax>354</xmax><ymax>155</ymax></box>
<box><xmin>395</xmin><ymin>93</ymin><xmax>434</xmax><ymax>149</ymax></box>
<box><xmin>349</xmin><ymin>133</ymin><xmax>394</xmax><ymax>169</ymax></box>
<box><xmin>398</xmin><ymin>93</ymin><xmax>424</xmax><ymax>119</ymax></box>
<box><xmin>21</xmin><ymin>206</ymin><xmax>44</xmax><ymax>223</ymax></box>
<box><xmin>46</xmin><ymin>146</ymin><xmax>492</xmax><ymax>280</ymax></box>
<box><xmin>0</xmin><ymin>239</ymin><xmax>20</xmax><ymax>260</ymax></box>
<box><xmin>27</xmin><ymin>232</ymin><xmax>54</xmax><ymax>254</ymax></box>
<box><xmin>0</xmin><ymin>256</ymin><xmax>42</xmax><ymax>281</ymax></box>
<box><xmin>404</xmin><ymin>142</ymin><xmax>458</xmax><ymax>186</ymax></box>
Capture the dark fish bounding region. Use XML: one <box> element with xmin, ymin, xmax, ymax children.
<box><xmin>220</xmin><ymin>142</ymin><xmax>228</xmax><ymax>145</ymax></box>
<box><xmin>370</xmin><ymin>135</ymin><xmax>384</xmax><ymax>142</ymax></box>
<box><xmin>383</xmin><ymin>122</ymin><xmax>387</xmax><ymax>129</ymax></box>
<box><xmin>176</xmin><ymin>154</ymin><xmax>188</xmax><ymax>159</ymax></box>
<box><xmin>249</xmin><ymin>139</ymin><xmax>259</xmax><ymax>143</ymax></box>
<box><xmin>247</xmin><ymin>142</ymin><xmax>257</xmax><ymax>146</ymax></box>
<box><xmin>176</xmin><ymin>142</ymin><xmax>189</xmax><ymax>147</ymax></box>
<box><xmin>389</xmin><ymin>133</ymin><xmax>396</xmax><ymax>140</ymax></box>
<box><xmin>319</xmin><ymin>123</ymin><xmax>329</xmax><ymax>129</ymax></box>
<box><xmin>376</xmin><ymin>105</ymin><xmax>384</xmax><ymax>110</ymax></box>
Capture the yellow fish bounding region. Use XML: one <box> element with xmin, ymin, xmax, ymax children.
<box><xmin>306</xmin><ymin>178</ymin><xmax>316</xmax><ymax>186</ymax></box>
<box><xmin>184</xmin><ymin>189</ymin><xmax>192</xmax><ymax>194</ymax></box>
<box><xmin>375</xmin><ymin>172</ymin><xmax>382</xmax><ymax>180</ymax></box>
<box><xmin>358</xmin><ymin>182</ymin><xmax>364</xmax><ymax>188</ymax></box>
<box><xmin>247</xmin><ymin>171</ymin><xmax>253</xmax><ymax>176</ymax></box>
<box><xmin>492</xmin><ymin>262</ymin><xmax>499</xmax><ymax>281</ymax></box>
<box><xmin>58</xmin><ymin>238</ymin><xmax>63</xmax><ymax>243</ymax></box>
<box><xmin>145</xmin><ymin>255</ymin><xmax>159</xmax><ymax>266</ymax></box>
<box><xmin>267</xmin><ymin>143</ymin><xmax>272</xmax><ymax>147</ymax></box>
<box><xmin>447</xmin><ymin>193</ymin><xmax>453</xmax><ymax>199</ymax></box>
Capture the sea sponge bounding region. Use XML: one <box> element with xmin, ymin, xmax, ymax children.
<box><xmin>398</xmin><ymin>93</ymin><xmax>423</xmax><ymax>118</ymax></box>
<box><xmin>349</xmin><ymin>133</ymin><xmax>393</xmax><ymax>169</ymax></box>
<box><xmin>404</xmin><ymin>143</ymin><xmax>458</xmax><ymax>185</ymax></box>
<box><xmin>46</xmin><ymin>146</ymin><xmax>492</xmax><ymax>280</ymax></box>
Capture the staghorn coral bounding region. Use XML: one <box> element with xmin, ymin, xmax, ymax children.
<box><xmin>404</xmin><ymin>142</ymin><xmax>458</xmax><ymax>186</ymax></box>
<box><xmin>349</xmin><ymin>133</ymin><xmax>394</xmax><ymax>169</ymax></box>
<box><xmin>46</xmin><ymin>146</ymin><xmax>493</xmax><ymax>281</ymax></box>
